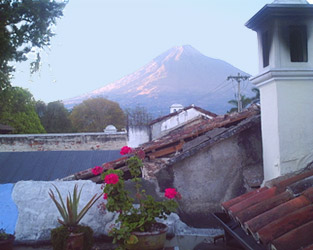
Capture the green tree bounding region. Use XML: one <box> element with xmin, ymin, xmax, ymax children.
<box><xmin>0</xmin><ymin>87</ymin><xmax>45</xmax><ymax>133</ymax></box>
<box><xmin>70</xmin><ymin>97</ymin><xmax>126</xmax><ymax>132</ymax></box>
<box><xmin>40</xmin><ymin>101</ymin><xmax>73</xmax><ymax>133</ymax></box>
<box><xmin>227</xmin><ymin>95</ymin><xmax>252</xmax><ymax>114</ymax></box>
<box><xmin>0</xmin><ymin>0</ymin><xmax>67</xmax><ymax>89</ymax></box>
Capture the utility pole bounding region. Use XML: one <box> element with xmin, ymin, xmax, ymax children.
<box><xmin>227</xmin><ymin>73</ymin><xmax>249</xmax><ymax>112</ymax></box>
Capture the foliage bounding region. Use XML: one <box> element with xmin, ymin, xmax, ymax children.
<box><xmin>125</xmin><ymin>105</ymin><xmax>153</xmax><ymax>127</ymax></box>
<box><xmin>251</xmin><ymin>87</ymin><xmax>260</xmax><ymax>103</ymax></box>
<box><xmin>69</xmin><ymin>97</ymin><xmax>125</xmax><ymax>132</ymax></box>
<box><xmin>0</xmin><ymin>0</ymin><xmax>67</xmax><ymax>90</ymax></box>
<box><xmin>92</xmin><ymin>146</ymin><xmax>180</xmax><ymax>248</ymax></box>
<box><xmin>0</xmin><ymin>86</ymin><xmax>45</xmax><ymax>133</ymax></box>
<box><xmin>51</xmin><ymin>225</ymin><xmax>94</xmax><ymax>250</ymax></box>
<box><xmin>227</xmin><ymin>94</ymin><xmax>252</xmax><ymax>114</ymax></box>
<box><xmin>0</xmin><ymin>228</ymin><xmax>9</xmax><ymax>240</ymax></box>
<box><xmin>49</xmin><ymin>184</ymin><xmax>101</xmax><ymax>229</ymax></box>
<box><xmin>39</xmin><ymin>101</ymin><xmax>73</xmax><ymax>133</ymax></box>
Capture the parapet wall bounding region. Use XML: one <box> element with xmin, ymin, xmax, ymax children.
<box><xmin>0</xmin><ymin>132</ymin><xmax>128</xmax><ymax>152</ymax></box>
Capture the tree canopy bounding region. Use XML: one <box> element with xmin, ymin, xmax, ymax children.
<box><xmin>0</xmin><ymin>86</ymin><xmax>45</xmax><ymax>133</ymax></box>
<box><xmin>69</xmin><ymin>97</ymin><xmax>126</xmax><ymax>132</ymax></box>
<box><xmin>38</xmin><ymin>100</ymin><xmax>73</xmax><ymax>133</ymax></box>
<box><xmin>0</xmin><ymin>0</ymin><xmax>66</xmax><ymax>89</ymax></box>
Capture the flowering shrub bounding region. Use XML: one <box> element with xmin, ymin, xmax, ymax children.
<box><xmin>92</xmin><ymin>147</ymin><xmax>180</xmax><ymax>248</ymax></box>
<box><xmin>104</xmin><ymin>173</ymin><xmax>119</xmax><ymax>184</ymax></box>
<box><xmin>120</xmin><ymin>146</ymin><xmax>132</xmax><ymax>155</ymax></box>
<box><xmin>165</xmin><ymin>188</ymin><xmax>178</xmax><ymax>199</ymax></box>
<box><xmin>92</xmin><ymin>166</ymin><xmax>103</xmax><ymax>175</ymax></box>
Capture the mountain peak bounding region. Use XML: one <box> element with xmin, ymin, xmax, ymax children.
<box><xmin>154</xmin><ymin>45</ymin><xmax>203</xmax><ymax>64</ymax></box>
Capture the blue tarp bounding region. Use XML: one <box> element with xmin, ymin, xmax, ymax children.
<box><xmin>0</xmin><ymin>183</ymin><xmax>18</xmax><ymax>234</ymax></box>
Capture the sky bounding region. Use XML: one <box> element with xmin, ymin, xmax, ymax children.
<box><xmin>10</xmin><ymin>0</ymin><xmax>313</xmax><ymax>103</ymax></box>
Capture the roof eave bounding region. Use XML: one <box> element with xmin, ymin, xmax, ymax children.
<box><xmin>245</xmin><ymin>4</ymin><xmax>313</xmax><ymax>31</ymax></box>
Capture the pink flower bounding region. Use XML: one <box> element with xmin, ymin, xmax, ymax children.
<box><xmin>120</xmin><ymin>146</ymin><xmax>132</xmax><ymax>155</ymax></box>
<box><xmin>105</xmin><ymin>173</ymin><xmax>119</xmax><ymax>184</ymax></box>
<box><xmin>165</xmin><ymin>188</ymin><xmax>178</xmax><ymax>199</ymax></box>
<box><xmin>103</xmin><ymin>193</ymin><xmax>108</xmax><ymax>199</ymax></box>
<box><xmin>92</xmin><ymin>166</ymin><xmax>103</xmax><ymax>175</ymax></box>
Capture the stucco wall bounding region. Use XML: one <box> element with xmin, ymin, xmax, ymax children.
<box><xmin>155</xmin><ymin>125</ymin><xmax>263</xmax><ymax>228</ymax></box>
<box><xmin>151</xmin><ymin>108</ymin><xmax>213</xmax><ymax>140</ymax></box>
<box><xmin>0</xmin><ymin>133</ymin><xmax>127</xmax><ymax>152</ymax></box>
<box><xmin>127</xmin><ymin>126</ymin><xmax>150</xmax><ymax>148</ymax></box>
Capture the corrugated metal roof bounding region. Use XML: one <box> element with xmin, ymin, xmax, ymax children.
<box><xmin>220</xmin><ymin>167</ymin><xmax>313</xmax><ymax>250</ymax></box>
<box><xmin>0</xmin><ymin>150</ymin><xmax>121</xmax><ymax>183</ymax></box>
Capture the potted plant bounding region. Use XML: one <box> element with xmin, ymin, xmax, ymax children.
<box><xmin>92</xmin><ymin>146</ymin><xmax>180</xmax><ymax>250</ymax></box>
<box><xmin>49</xmin><ymin>184</ymin><xmax>101</xmax><ymax>250</ymax></box>
<box><xmin>0</xmin><ymin>228</ymin><xmax>15</xmax><ymax>250</ymax></box>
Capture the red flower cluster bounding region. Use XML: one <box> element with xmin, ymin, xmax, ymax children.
<box><xmin>92</xmin><ymin>166</ymin><xmax>103</xmax><ymax>175</ymax></box>
<box><xmin>103</xmin><ymin>193</ymin><xmax>108</xmax><ymax>200</ymax></box>
<box><xmin>105</xmin><ymin>173</ymin><xmax>119</xmax><ymax>184</ymax></box>
<box><xmin>120</xmin><ymin>146</ymin><xmax>132</xmax><ymax>155</ymax></box>
<box><xmin>165</xmin><ymin>188</ymin><xmax>178</xmax><ymax>199</ymax></box>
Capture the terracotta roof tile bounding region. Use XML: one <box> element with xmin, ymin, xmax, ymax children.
<box><xmin>235</xmin><ymin>190</ymin><xmax>293</xmax><ymax>224</ymax></box>
<box><xmin>270</xmin><ymin>220</ymin><xmax>313</xmax><ymax>250</ymax></box>
<box><xmin>219</xmin><ymin>167</ymin><xmax>313</xmax><ymax>249</ymax></box>
<box><xmin>221</xmin><ymin>187</ymin><xmax>267</xmax><ymax>211</ymax></box>
<box><xmin>245</xmin><ymin>195</ymin><xmax>311</xmax><ymax>236</ymax></box>
<box><xmin>257</xmin><ymin>204</ymin><xmax>313</xmax><ymax>245</ymax></box>
<box><xmin>227</xmin><ymin>187</ymin><xmax>277</xmax><ymax>218</ymax></box>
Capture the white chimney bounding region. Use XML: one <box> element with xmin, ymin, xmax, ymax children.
<box><xmin>246</xmin><ymin>1</ymin><xmax>313</xmax><ymax>181</ymax></box>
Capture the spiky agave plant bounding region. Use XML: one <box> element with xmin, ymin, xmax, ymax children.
<box><xmin>49</xmin><ymin>184</ymin><xmax>101</xmax><ymax>230</ymax></box>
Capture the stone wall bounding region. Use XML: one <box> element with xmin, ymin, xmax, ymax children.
<box><xmin>155</xmin><ymin>124</ymin><xmax>263</xmax><ymax>228</ymax></box>
<box><xmin>0</xmin><ymin>132</ymin><xmax>127</xmax><ymax>152</ymax></box>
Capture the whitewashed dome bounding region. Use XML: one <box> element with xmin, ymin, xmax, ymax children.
<box><xmin>104</xmin><ymin>125</ymin><xmax>117</xmax><ymax>134</ymax></box>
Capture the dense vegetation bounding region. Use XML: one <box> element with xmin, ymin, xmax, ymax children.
<box><xmin>0</xmin><ymin>87</ymin><xmax>45</xmax><ymax>133</ymax></box>
<box><xmin>69</xmin><ymin>97</ymin><xmax>126</xmax><ymax>132</ymax></box>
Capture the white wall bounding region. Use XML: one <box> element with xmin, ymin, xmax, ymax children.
<box><xmin>151</xmin><ymin>108</ymin><xmax>213</xmax><ymax>140</ymax></box>
<box><xmin>128</xmin><ymin>126</ymin><xmax>150</xmax><ymax>148</ymax></box>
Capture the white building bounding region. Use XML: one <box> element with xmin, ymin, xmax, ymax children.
<box><xmin>246</xmin><ymin>0</ymin><xmax>313</xmax><ymax>181</ymax></box>
<box><xmin>150</xmin><ymin>105</ymin><xmax>217</xmax><ymax>140</ymax></box>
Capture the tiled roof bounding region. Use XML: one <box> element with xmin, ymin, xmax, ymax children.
<box><xmin>65</xmin><ymin>105</ymin><xmax>260</xmax><ymax>183</ymax></box>
<box><xmin>149</xmin><ymin>105</ymin><xmax>217</xmax><ymax>125</ymax></box>
<box><xmin>220</xmin><ymin>167</ymin><xmax>313</xmax><ymax>250</ymax></box>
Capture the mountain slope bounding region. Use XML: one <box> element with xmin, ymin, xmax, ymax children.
<box><xmin>63</xmin><ymin>45</ymin><xmax>252</xmax><ymax>115</ymax></box>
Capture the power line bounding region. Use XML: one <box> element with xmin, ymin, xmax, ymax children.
<box><xmin>227</xmin><ymin>73</ymin><xmax>249</xmax><ymax>112</ymax></box>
